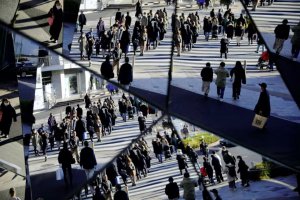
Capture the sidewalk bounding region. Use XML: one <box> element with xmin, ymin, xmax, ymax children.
<box><xmin>0</xmin><ymin>0</ymin><xmax>19</xmax><ymax>25</ymax></box>
<box><xmin>193</xmin><ymin>175</ymin><xmax>299</xmax><ymax>200</ymax></box>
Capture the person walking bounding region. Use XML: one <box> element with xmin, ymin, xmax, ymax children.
<box><xmin>273</xmin><ymin>19</ymin><xmax>290</xmax><ymax>54</ymax></box>
<box><xmin>220</xmin><ymin>37</ymin><xmax>229</xmax><ymax>59</ymax></box>
<box><xmin>0</xmin><ymin>99</ymin><xmax>17</xmax><ymax>138</ymax></box>
<box><xmin>235</xmin><ymin>22</ymin><xmax>243</xmax><ymax>46</ymax></box>
<box><xmin>96</xmin><ymin>17</ymin><xmax>105</xmax><ymax>39</ymax></box>
<box><xmin>101</xmin><ymin>174</ymin><xmax>113</xmax><ymax>200</ymax></box>
<box><xmin>201</xmin><ymin>62</ymin><xmax>213</xmax><ymax>98</ymax></box>
<box><xmin>165</xmin><ymin>177</ymin><xmax>180</xmax><ymax>200</ymax></box>
<box><xmin>80</xmin><ymin>141</ymin><xmax>97</xmax><ymax>195</ymax></box>
<box><xmin>118</xmin><ymin>57</ymin><xmax>133</xmax><ymax>90</ymax></box>
<box><xmin>135</xmin><ymin>0</ymin><xmax>142</xmax><ymax>18</ymax></box>
<box><xmin>237</xmin><ymin>155</ymin><xmax>250</xmax><ymax>187</ymax></box>
<box><xmin>254</xmin><ymin>82</ymin><xmax>271</xmax><ymax>127</ymax></box>
<box><xmin>101</xmin><ymin>55</ymin><xmax>114</xmax><ymax>79</ymax></box>
<box><xmin>211</xmin><ymin>154</ymin><xmax>224</xmax><ymax>183</ymax></box>
<box><xmin>176</xmin><ymin>149</ymin><xmax>188</xmax><ymax>175</ymax></box>
<box><xmin>49</xmin><ymin>1</ymin><xmax>63</xmax><ymax>43</ymax></box>
<box><xmin>112</xmin><ymin>43</ymin><xmax>122</xmax><ymax>75</ymax></box>
<box><xmin>114</xmin><ymin>184</ymin><xmax>129</xmax><ymax>200</ymax></box>
<box><xmin>203</xmin><ymin>156</ymin><xmax>215</xmax><ymax>184</ymax></box>
<box><xmin>87</xmin><ymin>36</ymin><xmax>95</xmax><ymax>63</ymax></box>
<box><xmin>291</xmin><ymin>21</ymin><xmax>300</xmax><ymax>61</ymax></box>
<box><xmin>138</xmin><ymin>112</ymin><xmax>146</xmax><ymax>133</ymax></box>
<box><xmin>214</xmin><ymin>62</ymin><xmax>229</xmax><ymax>101</ymax></box>
<box><xmin>69</xmin><ymin>131</ymin><xmax>80</xmax><ymax>163</ymax></box>
<box><xmin>120</xmin><ymin>27</ymin><xmax>131</xmax><ymax>57</ymax></box>
<box><xmin>75</xmin><ymin>117</ymin><xmax>86</xmax><ymax>145</ymax></box>
<box><xmin>125</xmin><ymin>156</ymin><xmax>137</xmax><ymax>186</ymax></box>
<box><xmin>230</xmin><ymin>61</ymin><xmax>246</xmax><ymax>100</ymax></box>
<box><xmin>58</xmin><ymin>143</ymin><xmax>74</xmax><ymax>188</ymax></box>
<box><xmin>180</xmin><ymin>172</ymin><xmax>198</xmax><ymax>200</ymax></box>
<box><xmin>40</xmin><ymin>130</ymin><xmax>49</xmax><ymax>162</ymax></box>
<box><xmin>224</xmin><ymin>163</ymin><xmax>237</xmax><ymax>190</ymax></box>
<box><xmin>78</xmin><ymin>11</ymin><xmax>87</xmax><ymax>33</ymax></box>
<box><xmin>174</xmin><ymin>29</ymin><xmax>182</xmax><ymax>56</ymax></box>
<box><xmin>31</xmin><ymin>129</ymin><xmax>40</xmax><ymax>156</ymax></box>
<box><xmin>47</xmin><ymin>113</ymin><xmax>57</xmax><ymax>133</ymax></box>
<box><xmin>125</xmin><ymin>12</ymin><xmax>132</xmax><ymax>29</ymax></box>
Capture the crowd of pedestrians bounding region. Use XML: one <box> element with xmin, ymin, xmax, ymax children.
<box><xmin>29</xmin><ymin>91</ymin><xmax>155</xmax><ymax>194</ymax></box>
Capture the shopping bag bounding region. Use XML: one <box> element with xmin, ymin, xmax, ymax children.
<box><xmin>83</xmin><ymin>131</ymin><xmax>89</xmax><ymax>140</ymax></box>
<box><xmin>56</xmin><ymin>168</ymin><xmax>64</xmax><ymax>180</ymax></box>
<box><xmin>48</xmin><ymin>17</ymin><xmax>54</xmax><ymax>26</ymax></box>
<box><xmin>115</xmin><ymin>176</ymin><xmax>121</xmax><ymax>184</ymax></box>
<box><xmin>0</xmin><ymin>110</ymin><xmax>3</xmax><ymax>122</ymax></box>
<box><xmin>252</xmin><ymin>114</ymin><xmax>268</xmax><ymax>129</ymax></box>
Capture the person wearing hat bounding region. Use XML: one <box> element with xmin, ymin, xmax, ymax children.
<box><xmin>165</xmin><ymin>177</ymin><xmax>180</xmax><ymax>200</ymax></box>
<box><xmin>273</xmin><ymin>19</ymin><xmax>290</xmax><ymax>54</ymax></box>
<box><xmin>210</xmin><ymin>189</ymin><xmax>222</xmax><ymax>200</ymax></box>
<box><xmin>254</xmin><ymin>82</ymin><xmax>271</xmax><ymax>122</ymax></box>
<box><xmin>291</xmin><ymin>21</ymin><xmax>300</xmax><ymax>61</ymax></box>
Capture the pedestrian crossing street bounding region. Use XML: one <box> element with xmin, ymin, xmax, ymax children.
<box><xmin>247</xmin><ymin>0</ymin><xmax>300</xmax><ymax>32</ymax></box>
<box><xmin>245</xmin><ymin>0</ymin><xmax>300</xmax><ymax>62</ymax></box>
<box><xmin>28</xmin><ymin>93</ymin><xmax>158</xmax><ymax>176</ymax></box>
<box><xmin>69</xmin><ymin>2</ymin><xmax>265</xmax><ymax>95</ymax></box>
<box><xmin>79</xmin><ymin>125</ymin><xmax>237</xmax><ymax>200</ymax></box>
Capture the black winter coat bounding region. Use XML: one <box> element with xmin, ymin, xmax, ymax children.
<box><xmin>80</xmin><ymin>147</ymin><xmax>97</xmax><ymax>169</ymax></box>
<box><xmin>201</xmin><ymin>67</ymin><xmax>213</xmax><ymax>82</ymax></box>
<box><xmin>118</xmin><ymin>63</ymin><xmax>133</xmax><ymax>85</ymax></box>
<box><xmin>235</xmin><ymin>26</ymin><xmax>243</xmax><ymax>37</ymax></box>
<box><xmin>101</xmin><ymin>60</ymin><xmax>114</xmax><ymax>79</ymax></box>
<box><xmin>220</xmin><ymin>38</ymin><xmax>229</xmax><ymax>53</ymax></box>
<box><xmin>203</xmin><ymin>160</ymin><xmax>214</xmax><ymax>178</ymax></box>
<box><xmin>230</xmin><ymin>65</ymin><xmax>246</xmax><ymax>87</ymax></box>
<box><xmin>274</xmin><ymin>24</ymin><xmax>290</xmax><ymax>40</ymax></box>
<box><xmin>58</xmin><ymin>148</ymin><xmax>74</xmax><ymax>168</ymax></box>
<box><xmin>254</xmin><ymin>89</ymin><xmax>271</xmax><ymax>117</ymax></box>
<box><xmin>176</xmin><ymin>154</ymin><xmax>187</xmax><ymax>170</ymax></box>
<box><xmin>75</xmin><ymin>119</ymin><xmax>86</xmax><ymax>141</ymax></box>
<box><xmin>165</xmin><ymin>182</ymin><xmax>180</xmax><ymax>199</ymax></box>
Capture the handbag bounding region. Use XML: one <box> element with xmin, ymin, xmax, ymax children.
<box><xmin>56</xmin><ymin>167</ymin><xmax>64</xmax><ymax>180</ymax></box>
<box><xmin>48</xmin><ymin>17</ymin><xmax>54</xmax><ymax>26</ymax></box>
<box><xmin>252</xmin><ymin>114</ymin><xmax>268</xmax><ymax>129</ymax></box>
